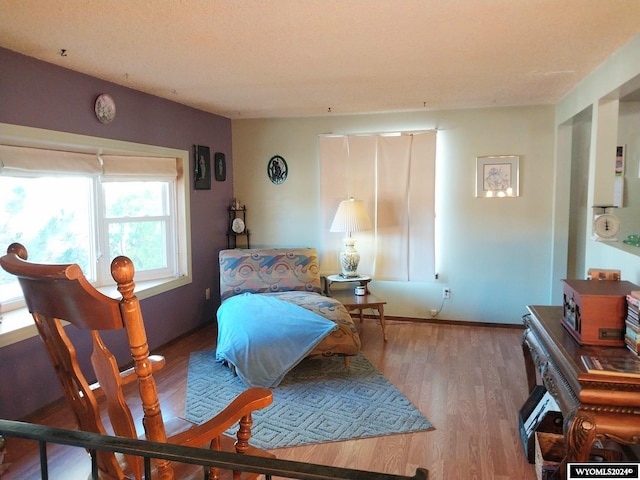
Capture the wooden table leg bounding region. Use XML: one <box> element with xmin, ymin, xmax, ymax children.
<box><xmin>378</xmin><ymin>304</ymin><xmax>387</xmax><ymax>342</ymax></box>
<box><xmin>351</xmin><ymin>305</ymin><xmax>387</xmax><ymax>342</ymax></box>
<box><xmin>521</xmin><ymin>332</ymin><xmax>538</xmax><ymax>394</ymax></box>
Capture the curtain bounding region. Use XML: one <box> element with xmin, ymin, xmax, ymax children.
<box><xmin>319</xmin><ymin>131</ymin><xmax>436</xmax><ymax>281</ymax></box>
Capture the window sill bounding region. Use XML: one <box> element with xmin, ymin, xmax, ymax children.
<box><xmin>0</xmin><ymin>275</ymin><xmax>191</xmax><ymax>348</ymax></box>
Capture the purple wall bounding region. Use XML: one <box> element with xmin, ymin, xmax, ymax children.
<box><xmin>0</xmin><ymin>48</ymin><xmax>232</xmax><ymax>419</ymax></box>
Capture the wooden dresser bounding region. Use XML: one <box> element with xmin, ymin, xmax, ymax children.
<box><xmin>522</xmin><ymin>305</ymin><xmax>640</xmax><ymax>472</ymax></box>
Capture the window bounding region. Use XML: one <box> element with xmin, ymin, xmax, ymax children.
<box><xmin>0</xmin><ymin>124</ymin><xmax>191</xmax><ymax>323</ymax></box>
<box><xmin>1</xmin><ymin>175</ymin><xmax>95</xmax><ymax>302</ymax></box>
<box><xmin>102</xmin><ymin>181</ymin><xmax>175</xmax><ymax>280</ymax></box>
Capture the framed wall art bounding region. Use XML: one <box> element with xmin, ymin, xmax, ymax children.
<box><xmin>476</xmin><ymin>155</ymin><xmax>519</xmax><ymax>198</ymax></box>
<box><xmin>194</xmin><ymin>145</ymin><xmax>211</xmax><ymax>190</ymax></box>
<box><xmin>214</xmin><ymin>152</ymin><xmax>226</xmax><ymax>181</ymax></box>
<box><xmin>268</xmin><ymin>155</ymin><xmax>288</xmax><ymax>184</ymax></box>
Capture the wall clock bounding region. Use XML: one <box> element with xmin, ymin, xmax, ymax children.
<box><xmin>593</xmin><ymin>213</ymin><xmax>620</xmax><ymax>242</ymax></box>
<box><xmin>94</xmin><ymin>94</ymin><xmax>116</xmax><ymax>124</ymax></box>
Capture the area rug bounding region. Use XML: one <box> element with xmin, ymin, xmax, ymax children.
<box><xmin>184</xmin><ymin>351</ymin><xmax>434</xmax><ymax>449</ymax></box>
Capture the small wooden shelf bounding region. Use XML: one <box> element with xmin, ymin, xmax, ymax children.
<box><xmin>226</xmin><ymin>206</ymin><xmax>250</xmax><ymax>249</ymax></box>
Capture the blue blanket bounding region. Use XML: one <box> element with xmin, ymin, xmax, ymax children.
<box><xmin>215</xmin><ymin>293</ymin><xmax>337</xmax><ymax>388</ymax></box>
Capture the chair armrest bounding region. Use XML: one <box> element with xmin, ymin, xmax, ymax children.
<box><xmin>167</xmin><ymin>387</ymin><xmax>273</xmax><ymax>447</ymax></box>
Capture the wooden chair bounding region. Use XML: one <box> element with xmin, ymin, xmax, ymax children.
<box><xmin>0</xmin><ymin>243</ymin><xmax>274</xmax><ymax>480</ymax></box>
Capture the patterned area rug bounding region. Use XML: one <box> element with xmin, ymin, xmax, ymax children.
<box><xmin>184</xmin><ymin>351</ymin><xmax>434</xmax><ymax>449</ymax></box>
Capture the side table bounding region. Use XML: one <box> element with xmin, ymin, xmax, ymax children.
<box><xmin>324</xmin><ymin>275</ymin><xmax>387</xmax><ymax>342</ymax></box>
<box><xmin>324</xmin><ymin>274</ymin><xmax>371</xmax><ymax>296</ymax></box>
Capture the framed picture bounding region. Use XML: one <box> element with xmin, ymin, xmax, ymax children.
<box><xmin>194</xmin><ymin>145</ymin><xmax>211</xmax><ymax>190</ymax></box>
<box><xmin>476</xmin><ymin>155</ymin><xmax>519</xmax><ymax>197</ymax></box>
<box><xmin>267</xmin><ymin>155</ymin><xmax>288</xmax><ymax>184</ymax></box>
<box><xmin>214</xmin><ymin>152</ymin><xmax>226</xmax><ymax>181</ymax></box>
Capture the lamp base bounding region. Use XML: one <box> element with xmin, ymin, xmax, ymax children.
<box><xmin>339</xmin><ymin>238</ymin><xmax>360</xmax><ymax>278</ymax></box>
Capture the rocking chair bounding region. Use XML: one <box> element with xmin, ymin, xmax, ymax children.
<box><xmin>0</xmin><ymin>243</ymin><xmax>274</xmax><ymax>480</ymax></box>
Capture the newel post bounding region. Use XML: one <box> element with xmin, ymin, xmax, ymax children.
<box><xmin>111</xmin><ymin>255</ymin><xmax>173</xmax><ymax>480</ymax></box>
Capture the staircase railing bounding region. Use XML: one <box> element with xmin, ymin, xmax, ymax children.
<box><xmin>0</xmin><ymin>419</ymin><xmax>428</xmax><ymax>480</ymax></box>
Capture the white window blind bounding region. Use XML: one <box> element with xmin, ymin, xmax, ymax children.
<box><xmin>320</xmin><ymin>131</ymin><xmax>437</xmax><ymax>281</ymax></box>
<box><xmin>0</xmin><ymin>145</ymin><xmax>101</xmax><ymax>175</ymax></box>
<box><xmin>101</xmin><ymin>155</ymin><xmax>177</xmax><ymax>179</ymax></box>
<box><xmin>0</xmin><ymin>146</ymin><xmax>178</xmax><ymax>179</ymax></box>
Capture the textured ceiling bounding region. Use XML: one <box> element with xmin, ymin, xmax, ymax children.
<box><xmin>1</xmin><ymin>0</ymin><xmax>640</xmax><ymax>119</ymax></box>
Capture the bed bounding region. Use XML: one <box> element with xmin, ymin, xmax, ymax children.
<box><xmin>216</xmin><ymin>247</ymin><xmax>361</xmax><ymax>387</ymax></box>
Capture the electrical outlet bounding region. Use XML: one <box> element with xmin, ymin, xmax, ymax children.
<box><xmin>443</xmin><ymin>287</ymin><xmax>451</xmax><ymax>299</ymax></box>
<box><xmin>205</xmin><ymin>288</ymin><xmax>211</xmax><ymax>300</ymax></box>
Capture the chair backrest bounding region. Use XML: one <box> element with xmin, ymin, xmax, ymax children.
<box><xmin>218</xmin><ymin>247</ymin><xmax>323</xmax><ymax>302</ymax></box>
<box><xmin>0</xmin><ymin>243</ymin><xmax>169</xmax><ymax>480</ymax></box>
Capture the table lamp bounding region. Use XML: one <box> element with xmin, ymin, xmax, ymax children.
<box><xmin>330</xmin><ymin>197</ymin><xmax>372</xmax><ymax>277</ymax></box>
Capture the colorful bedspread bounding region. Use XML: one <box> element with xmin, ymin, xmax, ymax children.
<box><xmin>215</xmin><ymin>293</ymin><xmax>337</xmax><ymax>387</ymax></box>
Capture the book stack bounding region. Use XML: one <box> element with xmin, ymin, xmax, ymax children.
<box><xmin>625</xmin><ymin>292</ymin><xmax>640</xmax><ymax>354</ymax></box>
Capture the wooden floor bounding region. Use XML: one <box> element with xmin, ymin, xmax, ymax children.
<box><xmin>2</xmin><ymin>319</ymin><xmax>536</xmax><ymax>480</ymax></box>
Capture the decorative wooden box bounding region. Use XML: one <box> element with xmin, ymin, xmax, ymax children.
<box><xmin>587</xmin><ymin>268</ymin><xmax>621</xmax><ymax>281</ymax></box>
<box><xmin>562</xmin><ymin>279</ymin><xmax>640</xmax><ymax>346</ymax></box>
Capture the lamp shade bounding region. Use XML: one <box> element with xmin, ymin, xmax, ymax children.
<box><xmin>329</xmin><ymin>198</ymin><xmax>372</xmax><ymax>234</ymax></box>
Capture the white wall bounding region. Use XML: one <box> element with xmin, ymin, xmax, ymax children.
<box><xmin>582</xmin><ymin>104</ymin><xmax>640</xmax><ymax>285</ymax></box>
<box><xmin>552</xmin><ymin>33</ymin><xmax>640</xmax><ymax>304</ymax></box>
<box><xmin>617</xmin><ymin>102</ymin><xmax>640</xmax><ymax>240</ymax></box>
<box><xmin>232</xmin><ymin>106</ymin><xmax>555</xmax><ymax>324</ymax></box>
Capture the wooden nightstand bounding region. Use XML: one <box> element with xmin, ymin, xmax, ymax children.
<box><xmin>324</xmin><ymin>274</ymin><xmax>371</xmax><ymax>296</ymax></box>
<box><xmin>324</xmin><ymin>275</ymin><xmax>387</xmax><ymax>342</ymax></box>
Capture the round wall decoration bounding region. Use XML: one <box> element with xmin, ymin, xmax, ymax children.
<box><xmin>94</xmin><ymin>93</ymin><xmax>116</xmax><ymax>124</ymax></box>
<box><xmin>267</xmin><ymin>155</ymin><xmax>288</xmax><ymax>184</ymax></box>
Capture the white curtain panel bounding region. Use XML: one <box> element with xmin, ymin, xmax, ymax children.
<box><xmin>319</xmin><ymin>131</ymin><xmax>436</xmax><ymax>281</ymax></box>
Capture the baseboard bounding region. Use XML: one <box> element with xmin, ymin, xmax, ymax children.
<box><xmin>365</xmin><ymin>314</ymin><xmax>525</xmax><ymax>330</ymax></box>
